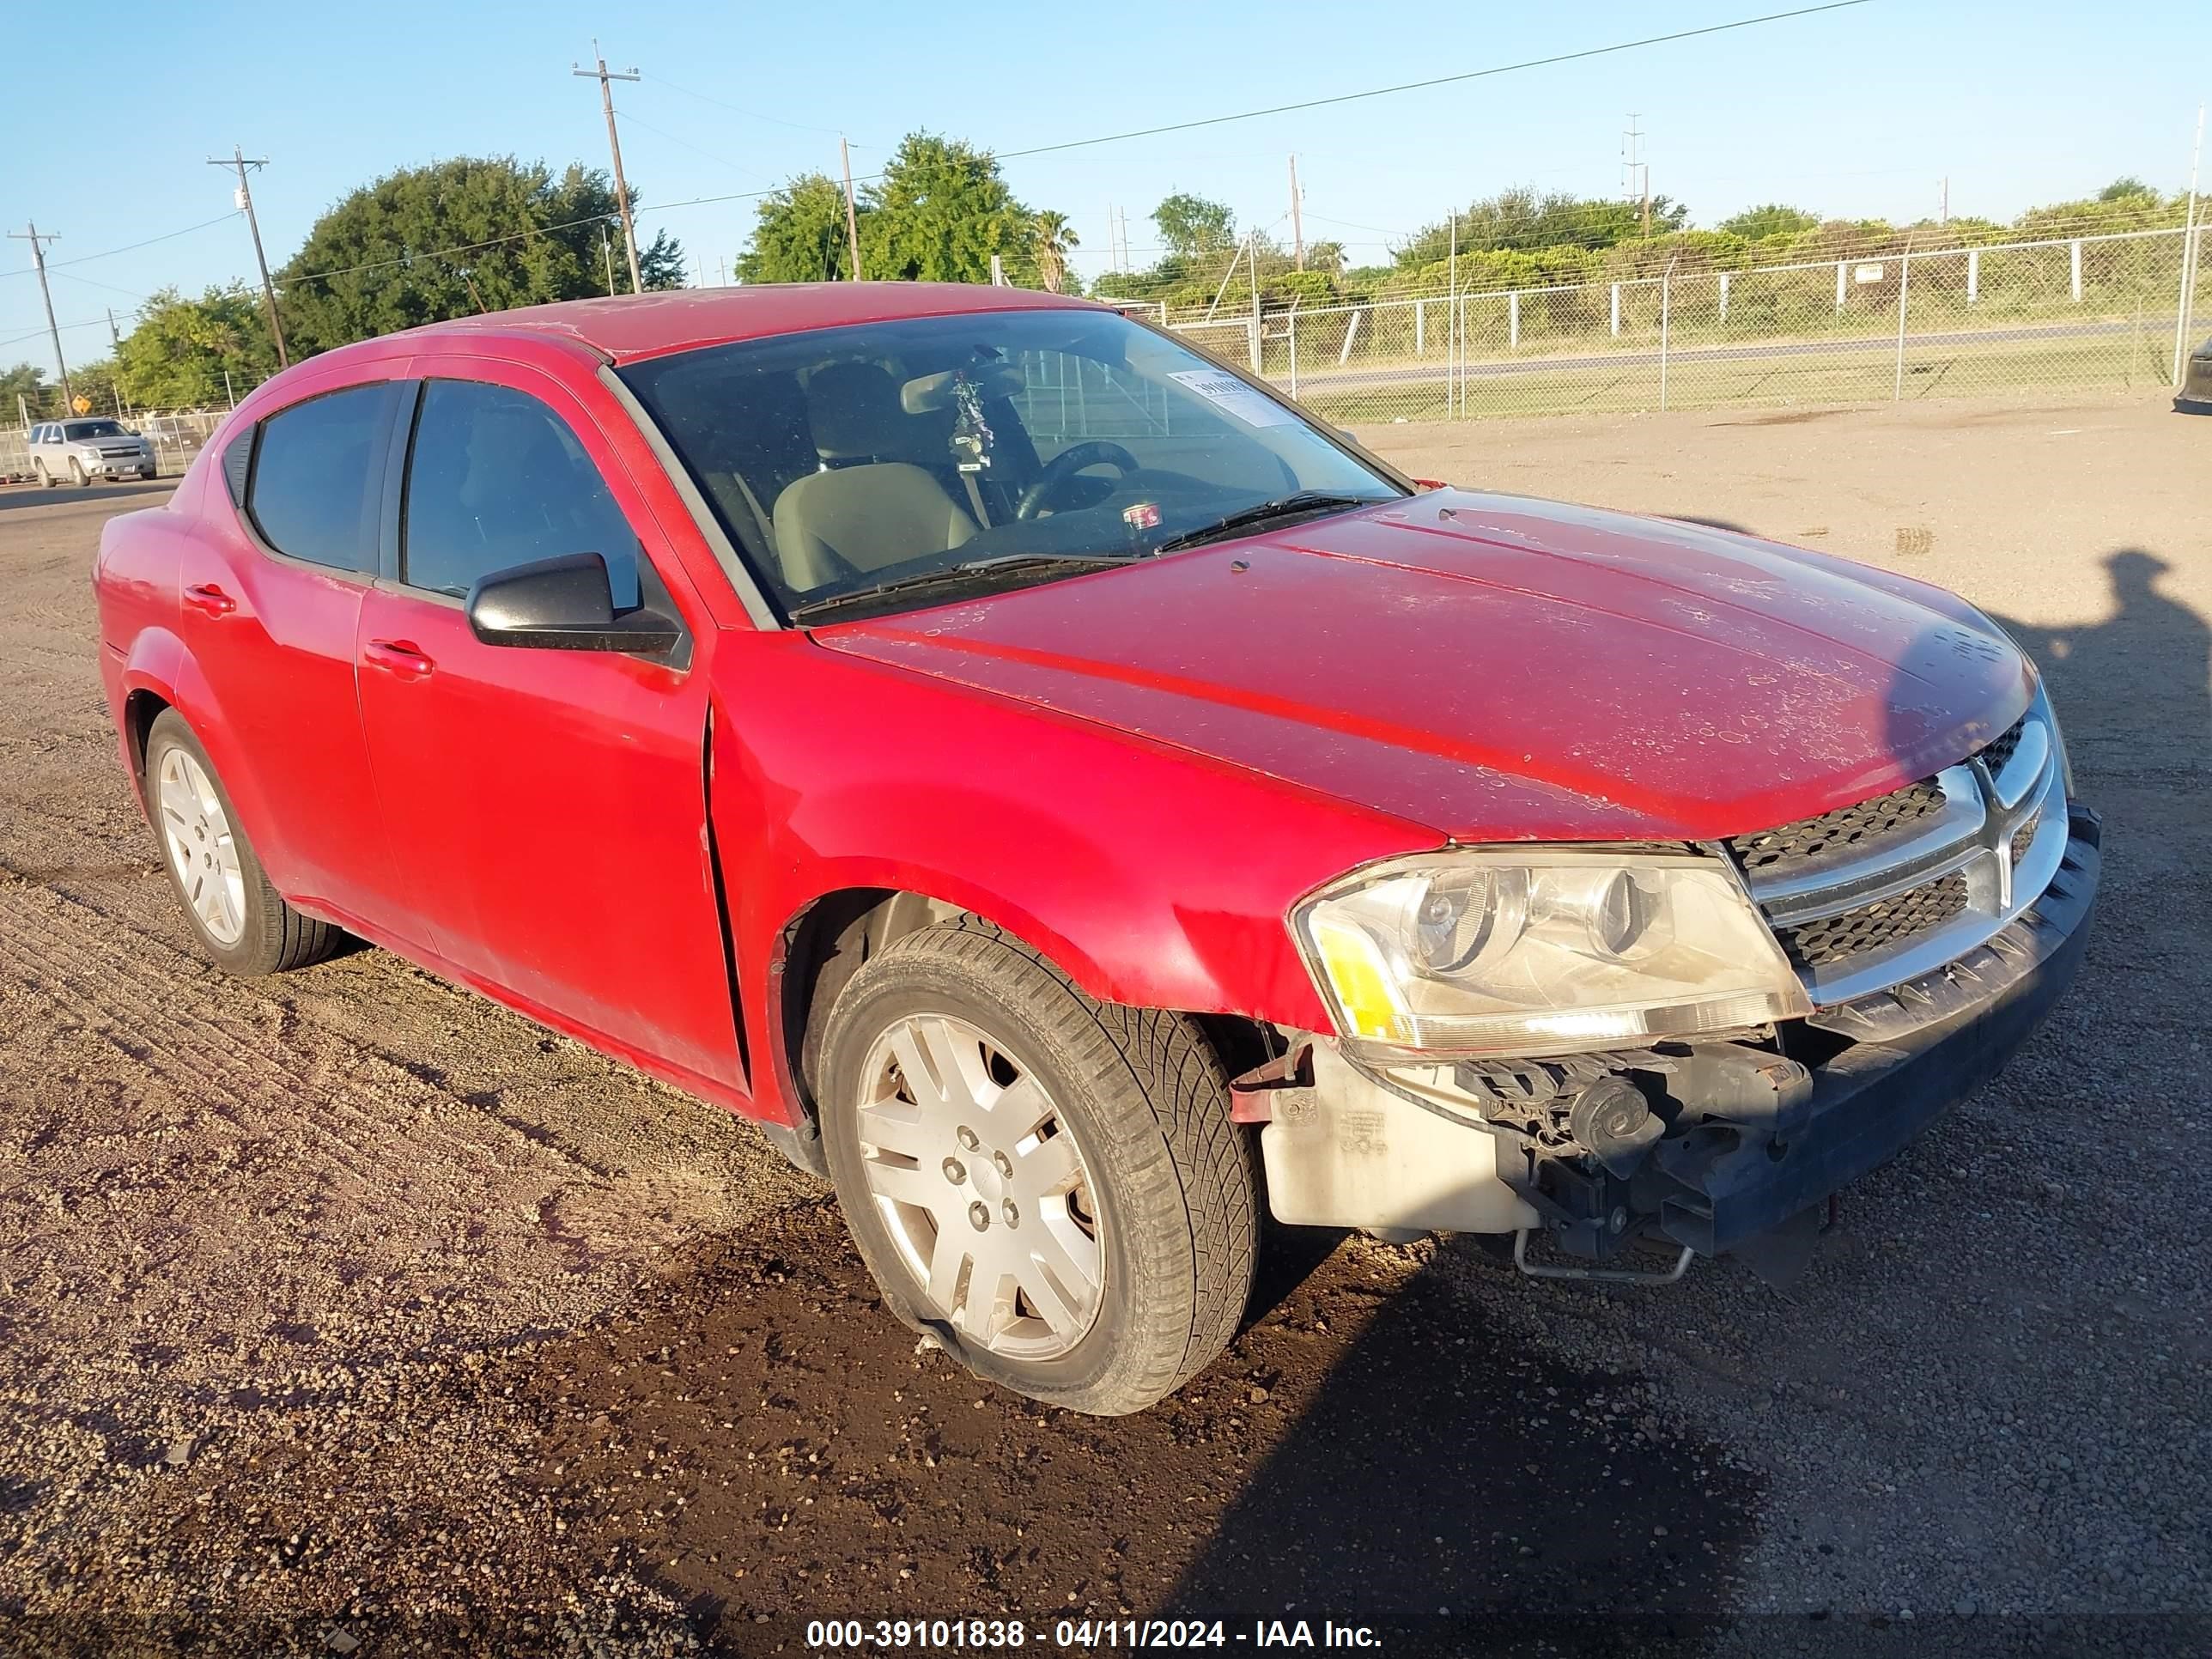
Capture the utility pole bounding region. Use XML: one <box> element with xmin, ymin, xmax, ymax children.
<box><xmin>839</xmin><ymin>136</ymin><xmax>863</xmax><ymax>281</ymax></box>
<box><xmin>1623</xmin><ymin>114</ymin><xmax>1650</xmax><ymax>236</ymax></box>
<box><xmin>574</xmin><ymin>43</ymin><xmax>643</xmax><ymax>294</ymax></box>
<box><xmin>207</xmin><ymin>148</ymin><xmax>289</xmax><ymax>368</ymax></box>
<box><xmin>601</xmin><ymin>226</ymin><xmax>617</xmax><ymax>295</ymax></box>
<box><xmin>1938</xmin><ymin>176</ymin><xmax>1950</xmax><ymax>226</ymax></box>
<box><xmin>1288</xmin><ymin>155</ymin><xmax>1305</xmax><ymax>270</ymax></box>
<box><xmin>107</xmin><ymin>308</ymin><xmax>121</xmax><ymax>349</ymax></box>
<box><xmin>9</xmin><ymin>223</ymin><xmax>70</xmax><ymax>411</ymax></box>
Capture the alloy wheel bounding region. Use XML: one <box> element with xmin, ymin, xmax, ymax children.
<box><xmin>854</xmin><ymin>1013</ymin><xmax>1104</xmax><ymax>1360</ymax></box>
<box><xmin>156</xmin><ymin>747</ymin><xmax>246</xmax><ymax>946</ymax></box>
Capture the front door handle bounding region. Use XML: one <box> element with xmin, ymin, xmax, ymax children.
<box><xmin>183</xmin><ymin>582</ymin><xmax>236</xmax><ymax>617</ymax></box>
<box><xmin>362</xmin><ymin>639</ymin><xmax>435</xmax><ymax>680</ymax></box>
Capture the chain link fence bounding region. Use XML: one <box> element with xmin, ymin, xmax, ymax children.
<box><xmin>1167</xmin><ymin>224</ymin><xmax>2208</xmax><ymax>424</ymax></box>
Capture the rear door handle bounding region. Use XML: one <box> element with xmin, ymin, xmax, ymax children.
<box><xmin>362</xmin><ymin>638</ymin><xmax>435</xmax><ymax>680</ymax></box>
<box><xmin>183</xmin><ymin>582</ymin><xmax>236</xmax><ymax>617</ymax></box>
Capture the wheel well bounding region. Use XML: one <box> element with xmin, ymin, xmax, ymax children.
<box><xmin>775</xmin><ymin>887</ymin><xmax>1274</xmax><ymax>1133</ymax></box>
<box><xmin>123</xmin><ymin>689</ymin><xmax>171</xmax><ymax>790</ymax></box>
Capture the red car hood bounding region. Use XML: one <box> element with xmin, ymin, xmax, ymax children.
<box><xmin>814</xmin><ymin>490</ymin><xmax>2032</xmax><ymax>842</ymax></box>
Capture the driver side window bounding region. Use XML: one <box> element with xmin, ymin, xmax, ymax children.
<box><xmin>401</xmin><ymin>380</ymin><xmax>643</xmax><ymax>603</ymax></box>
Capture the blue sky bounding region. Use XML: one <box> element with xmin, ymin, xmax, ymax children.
<box><xmin>3</xmin><ymin>0</ymin><xmax>2206</xmax><ymax>377</ymax></box>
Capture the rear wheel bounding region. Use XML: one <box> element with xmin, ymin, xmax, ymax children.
<box><xmin>144</xmin><ymin>710</ymin><xmax>344</xmax><ymax>975</ymax></box>
<box><xmin>817</xmin><ymin>917</ymin><xmax>1257</xmax><ymax>1415</ymax></box>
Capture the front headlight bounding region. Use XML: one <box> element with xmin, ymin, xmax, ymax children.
<box><xmin>1291</xmin><ymin>850</ymin><xmax>1809</xmax><ymax>1059</ymax></box>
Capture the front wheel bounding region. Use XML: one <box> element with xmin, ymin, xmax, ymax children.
<box><xmin>68</xmin><ymin>458</ymin><xmax>87</xmax><ymax>486</ymax></box>
<box><xmin>817</xmin><ymin>917</ymin><xmax>1258</xmax><ymax>1415</ymax></box>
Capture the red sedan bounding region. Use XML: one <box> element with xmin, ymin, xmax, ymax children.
<box><xmin>94</xmin><ymin>284</ymin><xmax>2098</xmax><ymax>1413</ymax></box>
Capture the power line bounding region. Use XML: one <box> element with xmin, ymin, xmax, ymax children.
<box><xmin>641</xmin><ymin>73</ymin><xmax>862</xmax><ymax>140</ymax></box>
<box><xmin>0</xmin><ymin>211</ymin><xmax>241</xmax><ymax>278</ymax></box>
<box><xmin>993</xmin><ymin>2</ymin><xmax>1873</xmax><ymax>161</ymax></box>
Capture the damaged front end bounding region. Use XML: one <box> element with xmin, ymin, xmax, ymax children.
<box><xmin>1249</xmin><ymin>697</ymin><xmax>2101</xmax><ymax>1285</ymax></box>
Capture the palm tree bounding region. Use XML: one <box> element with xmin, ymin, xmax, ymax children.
<box><xmin>1031</xmin><ymin>210</ymin><xmax>1079</xmax><ymax>294</ymax></box>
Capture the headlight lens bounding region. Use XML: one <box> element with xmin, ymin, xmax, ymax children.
<box><xmin>1293</xmin><ymin>850</ymin><xmax>1809</xmax><ymax>1058</ymax></box>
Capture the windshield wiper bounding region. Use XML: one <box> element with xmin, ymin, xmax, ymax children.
<box><xmin>1153</xmin><ymin>492</ymin><xmax>1389</xmax><ymax>555</ymax></box>
<box><xmin>788</xmin><ymin>551</ymin><xmax>1140</xmax><ymax>624</ymax></box>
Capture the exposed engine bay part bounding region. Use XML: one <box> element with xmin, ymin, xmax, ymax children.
<box><xmin>1256</xmin><ymin>1042</ymin><xmax>1540</xmax><ymax>1237</ymax></box>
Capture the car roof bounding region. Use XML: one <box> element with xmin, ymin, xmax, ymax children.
<box><xmin>374</xmin><ymin>282</ymin><xmax>1105</xmax><ymax>368</ymax></box>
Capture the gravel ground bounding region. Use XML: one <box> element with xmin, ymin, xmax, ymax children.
<box><xmin>0</xmin><ymin>399</ymin><xmax>2205</xmax><ymax>1656</ymax></box>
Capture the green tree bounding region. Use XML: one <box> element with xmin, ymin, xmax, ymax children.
<box><xmin>67</xmin><ymin>358</ymin><xmax>125</xmax><ymax>416</ymax></box>
<box><xmin>859</xmin><ymin>134</ymin><xmax>1032</xmax><ymax>283</ymax></box>
<box><xmin>116</xmin><ymin>286</ymin><xmax>280</xmax><ymax>408</ymax></box>
<box><xmin>1030</xmin><ymin>210</ymin><xmax>1079</xmax><ymax>293</ymax></box>
<box><xmin>2097</xmin><ymin>176</ymin><xmax>2158</xmax><ymax>202</ymax></box>
<box><xmin>1717</xmin><ymin>204</ymin><xmax>1820</xmax><ymax>240</ymax></box>
<box><xmin>1153</xmin><ymin>192</ymin><xmax>1237</xmax><ymax>259</ymax></box>
<box><xmin>276</xmin><ymin>157</ymin><xmax>684</xmax><ymax>355</ymax></box>
<box><xmin>0</xmin><ymin>362</ymin><xmax>50</xmax><ymax>420</ymax></box>
<box><xmin>737</xmin><ymin>173</ymin><xmax>860</xmax><ymax>283</ymax></box>
<box><xmin>1394</xmin><ymin>188</ymin><xmax>1687</xmax><ymax>267</ymax></box>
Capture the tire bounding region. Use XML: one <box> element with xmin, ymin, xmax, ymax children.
<box><xmin>143</xmin><ymin>709</ymin><xmax>344</xmax><ymax>975</ymax></box>
<box><xmin>33</xmin><ymin>461</ymin><xmax>52</xmax><ymax>489</ymax></box>
<box><xmin>817</xmin><ymin>916</ymin><xmax>1257</xmax><ymax>1415</ymax></box>
<box><xmin>68</xmin><ymin>458</ymin><xmax>87</xmax><ymax>486</ymax></box>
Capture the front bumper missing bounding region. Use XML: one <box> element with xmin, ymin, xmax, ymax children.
<box><xmin>1649</xmin><ymin>805</ymin><xmax>2100</xmax><ymax>1256</ymax></box>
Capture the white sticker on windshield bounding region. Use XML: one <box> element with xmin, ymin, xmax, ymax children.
<box><xmin>1169</xmin><ymin>368</ymin><xmax>1297</xmax><ymax>428</ymax></box>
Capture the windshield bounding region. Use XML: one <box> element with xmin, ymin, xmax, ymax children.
<box><xmin>64</xmin><ymin>419</ymin><xmax>130</xmax><ymax>440</ymax></box>
<box><xmin>619</xmin><ymin>307</ymin><xmax>1404</xmax><ymax>623</ymax></box>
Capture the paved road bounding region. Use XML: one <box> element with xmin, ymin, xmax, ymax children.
<box><xmin>1288</xmin><ymin>318</ymin><xmax>2147</xmax><ymax>393</ymax></box>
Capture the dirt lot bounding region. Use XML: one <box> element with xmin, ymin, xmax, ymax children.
<box><xmin>1</xmin><ymin>401</ymin><xmax>2206</xmax><ymax>1656</ymax></box>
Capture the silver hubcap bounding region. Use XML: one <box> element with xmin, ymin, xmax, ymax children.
<box><xmin>156</xmin><ymin>747</ymin><xmax>246</xmax><ymax>946</ymax></box>
<box><xmin>856</xmin><ymin>1013</ymin><xmax>1104</xmax><ymax>1360</ymax></box>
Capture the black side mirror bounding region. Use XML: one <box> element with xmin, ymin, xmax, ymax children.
<box><xmin>466</xmin><ymin>552</ymin><xmax>682</xmax><ymax>654</ymax></box>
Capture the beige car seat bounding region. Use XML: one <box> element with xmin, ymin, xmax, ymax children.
<box><xmin>771</xmin><ymin>362</ymin><xmax>976</xmax><ymax>593</ymax></box>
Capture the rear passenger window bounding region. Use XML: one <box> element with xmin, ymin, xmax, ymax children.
<box><xmin>246</xmin><ymin>385</ymin><xmax>392</xmax><ymax>572</ymax></box>
<box><xmin>402</xmin><ymin>380</ymin><xmax>642</xmax><ymax>601</ymax></box>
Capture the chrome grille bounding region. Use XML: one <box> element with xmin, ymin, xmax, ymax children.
<box><xmin>1728</xmin><ymin>696</ymin><xmax>2066</xmax><ymax>1005</ymax></box>
<box><xmin>1976</xmin><ymin>713</ymin><xmax>2027</xmax><ymax>775</ymax></box>
<box><xmin>1775</xmin><ymin>874</ymin><xmax>1969</xmax><ymax>969</ymax></box>
<box><xmin>1727</xmin><ymin>779</ymin><xmax>1947</xmax><ymax>874</ymax></box>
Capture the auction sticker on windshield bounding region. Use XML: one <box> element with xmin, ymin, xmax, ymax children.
<box><xmin>1169</xmin><ymin>368</ymin><xmax>1297</xmax><ymax>427</ymax></box>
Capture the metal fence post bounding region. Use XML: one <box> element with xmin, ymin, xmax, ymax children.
<box><xmin>1287</xmin><ymin>310</ymin><xmax>1298</xmax><ymax>400</ymax></box>
<box><xmin>1509</xmin><ymin>289</ymin><xmax>1520</xmax><ymax>349</ymax></box>
<box><xmin>1415</xmin><ymin>299</ymin><xmax>1425</xmax><ymax>357</ymax></box>
<box><xmin>2069</xmin><ymin>240</ymin><xmax>2082</xmax><ymax>303</ymax></box>
<box><xmin>1659</xmin><ymin>267</ymin><xmax>1672</xmax><ymax>411</ymax></box>
<box><xmin>2175</xmin><ymin>105</ymin><xmax>2204</xmax><ymax>386</ymax></box>
<box><xmin>1718</xmin><ymin>270</ymin><xmax>1729</xmax><ymax>323</ymax></box>
<box><xmin>1609</xmin><ymin>283</ymin><xmax>1620</xmax><ymax>337</ymax></box>
<box><xmin>1836</xmin><ymin>261</ymin><xmax>1846</xmax><ymax>312</ymax></box>
<box><xmin>1893</xmin><ymin>248</ymin><xmax>1912</xmax><ymax>401</ymax></box>
<box><xmin>1966</xmin><ymin>247</ymin><xmax>1978</xmax><ymax>303</ymax></box>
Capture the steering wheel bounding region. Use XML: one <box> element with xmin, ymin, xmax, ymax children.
<box><xmin>1015</xmin><ymin>441</ymin><xmax>1141</xmax><ymax>520</ymax></box>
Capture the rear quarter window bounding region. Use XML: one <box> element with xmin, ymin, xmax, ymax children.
<box><xmin>246</xmin><ymin>384</ymin><xmax>395</xmax><ymax>572</ymax></box>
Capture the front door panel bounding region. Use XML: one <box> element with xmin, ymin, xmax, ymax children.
<box><xmin>352</xmin><ymin>362</ymin><xmax>743</xmax><ymax>1091</ymax></box>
